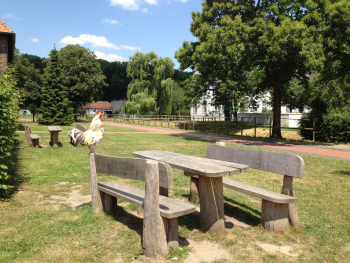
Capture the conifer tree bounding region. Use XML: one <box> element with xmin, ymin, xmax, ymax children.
<box><xmin>37</xmin><ymin>47</ymin><xmax>74</xmax><ymax>125</ymax></box>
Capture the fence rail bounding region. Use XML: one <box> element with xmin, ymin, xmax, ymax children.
<box><xmin>84</xmin><ymin>114</ymin><xmax>316</xmax><ymax>141</ymax></box>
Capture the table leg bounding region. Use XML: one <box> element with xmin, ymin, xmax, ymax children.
<box><xmin>50</xmin><ymin>132</ymin><xmax>53</xmax><ymax>146</ymax></box>
<box><xmin>52</xmin><ymin>132</ymin><xmax>59</xmax><ymax>147</ymax></box>
<box><xmin>198</xmin><ymin>175</ymin><xmax>225</xmax><ymax>233</ymax></box>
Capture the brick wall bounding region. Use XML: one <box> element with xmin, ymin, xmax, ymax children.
<box><xmin>0</xmin><ymin>34</ymin><xmax>8</xmax><ymax>72</ymax></box>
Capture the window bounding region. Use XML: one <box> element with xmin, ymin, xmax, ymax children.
<box><xmin>193</xmin><ymin>107</ymin><xmax>197</xmax><ymax>114</ymax></box>
<box><xmin>203</xmin><ymin>101</ymin><xmax>207</xmax><ymax>113</ymax></box>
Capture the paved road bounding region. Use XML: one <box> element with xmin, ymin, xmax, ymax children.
<box><xmin>102</xmin><ymin>121</ymin><xmax>350</xmax><ymax>161</ymax></box>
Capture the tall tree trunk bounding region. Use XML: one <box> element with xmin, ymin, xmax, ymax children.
<box><xmin>224</xmin><ymin>101</ymin><xmax>231</xmax><ymax>122</ymax></box>
<box><xmin>265</xmin><ymin>68</ymin><xmax>283</xmax><ymax>139</ymax></box>
<box><xmin>272</xmin><ymin>82</ymin><xmax>282</xmax><ymax>138</ymax></box>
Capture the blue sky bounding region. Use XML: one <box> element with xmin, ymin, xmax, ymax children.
<box><xmin>2</xmin><ymin>0</ymin><xmax>202</xmax><ymax>68</ymax></box>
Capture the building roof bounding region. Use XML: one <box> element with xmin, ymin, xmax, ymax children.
<box><xmin>110</xmin><ymin>100</ymin><xmax>126</xmax><ymax>111</ymax></box>
<box><xmin>0</xmin><ymin>19</ymin><xmax>14</xmax><ymax>33</ymax></box>
<box><xmin>83</xmin><ymin>101</ymin><xmax>113</xmax><ymax>110</ymax></box>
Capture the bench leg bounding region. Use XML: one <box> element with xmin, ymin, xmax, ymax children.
<box><xmin>102</xmin><ymin>193</ymin><xmax>118</xmax><ymax>214</ymax></box>
<box><xmin>190</xmin><ymin>177</ymin><xmax>200</xmax><ymax>203</ymax></box>
<box><xmin>32</xmin><ymin>139</ymin><xmax>40</xmax><ymax>148</ymax></box>
<box><xmin>282</xmin><ymin>175</ymin><xmax>300</xmax><ymax>228</ymax></box>
<box><xmin>163</xmin><ymin>217</ymin><xmax>179</xmax><ymax>249</ymax></box>
<box><xmin>198</xmin><ymin>176</ymin><xmax>225</xmax><ymax>233</ymax></box>
<box><xmin>261</xmin><ymin>200</ymin><xmax>289</xmax><ymax>232</ymax></box>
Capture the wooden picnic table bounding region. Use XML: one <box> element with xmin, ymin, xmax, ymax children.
<box><xmin>132</xmin><ymin>150</ymin><xmax>249</xmax><ymax>233</ymax></box>
<box><xmin>48</xmin><ymin>126</ymin><xmax>62</xmax><ymax>147</ymax></box>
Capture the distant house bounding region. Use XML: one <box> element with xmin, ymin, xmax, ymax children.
<box><xmin>83</xmin><ymin>101</ymin><xmax>113</xmax><ymax>114</ymax></box>
<box><xmin>110</xmin><ymin>99</ymin><xmax>127</xmax><ymax>113</ymax></box>
<box><xmin>19</xmin><ymin>105</ymin><xmax>31</xmax><ymax>115</ymax></box>
<box><xmin>0</xmin><ymin>19</ymin><xmax>15</xmax><ymax>72</ymax></box>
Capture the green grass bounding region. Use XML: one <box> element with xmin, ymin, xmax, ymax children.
<box><xmin>1</xmin><ymin>130</ymin><xmax>350</xmax><ymax>262</ymax></box>
<box><xmin>17</xmin><ymin>122</ymin><xmax>147</xmax><ymax>133</ymax></box>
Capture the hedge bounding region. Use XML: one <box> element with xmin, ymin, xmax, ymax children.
<box><xmin>0</xmin><ymin>72</ymin><xmax>20</xmax><ymax>197</ymax></box>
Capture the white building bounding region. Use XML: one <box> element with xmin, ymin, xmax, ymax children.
<box><xmin>190</xmin><ymin>91</ymin><xmax>309</xmax><ymax>128</ymax></box>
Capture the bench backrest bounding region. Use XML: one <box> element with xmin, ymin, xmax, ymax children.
<box><xmin>76</xmin><ymin>124</ymin><xmax>87</xmax><ymax>132</ymax></box>
<box><xmin>93</xmin><ymin>153</ymin><xmax>173</xmax><ymax>188</ymax></box>
<box><xmin>206</xmin><ymin>143</ymin><xmax>304</xmax><ymax>178</ymax></box>
<box><xmin>24</xmin><ymin>125</ymin><xmax>31</xmax><ymax>144</ymax></box>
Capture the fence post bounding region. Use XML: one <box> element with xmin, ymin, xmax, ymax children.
<box><xmin>313</xmin><ymin>120</ymin><xmax>315</xmax><ymax>142</ymax></box>
<box><xmin>254</xmin><ymin>117</ymin><xmax>257</xmax><ymax>138</ymax></box>
<box><xmin>241</xmin><ymin>117</ymin><xmax>243</xmax><ymax>136</ymax></box>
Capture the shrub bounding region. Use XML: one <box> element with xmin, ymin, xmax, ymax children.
<box><xmin>0</xmin><ymin>72</ymin><xmax>20</xmax><ymax>197</ymax></box>
<box><xmin>300</xmin><ymin>106</ymin><xmax>350</xmax><ymax>142</ymax></box>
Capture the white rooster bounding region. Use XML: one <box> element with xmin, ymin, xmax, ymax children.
<box><xmin>68</xmin><ymin>112</ymin><xmax>104</xmax><ymax>152</ymax></box>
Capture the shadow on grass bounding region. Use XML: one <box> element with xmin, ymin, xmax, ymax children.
<box><xmin>333</xmin><ymin>170</ymin><xmax>350</xmax><ymax>176</ymax></box>
<box><xmin>181</xmin><ymin>193</ymin><xmax>260</xmax><ymax>227</ymax></box>
<box><xmin>0</xmin><ymin>141</ymin><xmax>28</xmax><ymax>199</ymax></box>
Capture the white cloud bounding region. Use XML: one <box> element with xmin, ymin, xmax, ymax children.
<box><xmin>178</xmin><ymin>0</ymin><xmax>189</xmax><ymax>2</ymax></box>
<box><xmin>94</xmin><ymin>51</ymin><xmax>128</xmax><ymax>62</ymax></box>
<box><xmin>2</xmin><ymin>14</ymin><xmax>20</xmax><ymax>20</ymax></box>
<box><xmin>145</xmin><ymin>0</ymin><xmax>158</xmax><ymax>4</ymax></box>
<box><xmin>142</xmin><ymin>7</ymin><xmax>148</xmax><ymax>13</ymax></box>
<box><xmin>110</xmin><ymin>0</ymin><xmax>140</xmax><ymax>11</ymax></box>
<box><xmin>60</xmin><ymin>34</ymin><xmax>120</xmax><ymax>50</ymax></box>
<box><xmin>31</xmin><ymin>38</ymin><xmax>39</xmax><ymax>43</ymax></box>
<box><xmin>102</xmin><ymin>19</ymin><xmax>119</xmax><ymax>24</ymax></box>
<box><xmin>120</xmin><ymin>45</ymin><xmax>141</xmax><ymax>51</ymax></box>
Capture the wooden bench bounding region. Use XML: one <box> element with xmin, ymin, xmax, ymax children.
<box><xmin>190</xmin><ymin>142</ymin><xmax>304</xmax><ymax>232</ymax></box>
<box><xmin>89</xmin><ymin>153</ymin><xmax>196</xmax><ymax>257</ymax></box>
<box><xmin>70</xmin><ymin>124</ymin><xmax>87</xmax><ymax>145</ymax></box>
<box><xmin>24</xmin><ymin>125</ymin><xmax>41</xmax><ymax>148</ymax></box>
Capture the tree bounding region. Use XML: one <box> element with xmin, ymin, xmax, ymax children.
<box><xmin>11</xmin><ymin>49</ymin><xmax>42</xmax><ymax>113</ymax></box>
<box><xmin>170</xmin><ymin>82</ymin><xmax>191</xmax><ymax>115</ymax></box>
<box><xmin>126</xmin><ymin>52</ymin><xmax>175</xmax><ymax>115</ymax></box>
<box><xmin>97</xmin><ymin>59</ymin><xmax>131</xmax><ymax>101</ymax></box>
<box><xmin>58</xmin><ymin>45</ymin><xmax>107</xmax><ymax>115</ymax></box>
<box><xmin>21</xmin><ymin>53</ymin><xmax>46</xmax><ymax>73</ymax></box>
<box><xmin>37</xmin><ymin>48</ymin><xmax>74</xmax><ymax>125</ymax></box>
<box><xmin>176</xmin><ymin>0</ymin><xmax>325</xmax><ymax>138</ymax></box>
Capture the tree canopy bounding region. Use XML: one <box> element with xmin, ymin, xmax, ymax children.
<box><xmin>97</xmin><ymin>59</ymin><xmax>130</xmax><ymax>101</ymax></box>
<box><xmin>11</xmin><ymin>49</ymin><xmax>42</xmax><ymax>108</ymax></box>
<box><xmin>58</xmin><ymin>45</ymin><xmax>107</xmax><ymax>112</ymax></box>
<box><xmin>176</xmin><ymin>0</ymin><xmax>333</xmax><ymax>137</ymax></box>
<box><xmin>38</xmin><ymin>48</ymin><xmax>74</xmax><ymax>125</ymax></box>
<box><xmin>126</xmin><ymin>52</ymin><xmax>175</xmax><ymax>115</ymax></box>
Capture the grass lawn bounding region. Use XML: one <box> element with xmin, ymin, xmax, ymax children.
<box><xmin>1</xmin><ymin>130</ymin><xmax>350</xmax><ymax>262</ymax></box>
<box><xmin>17</xmin><ymin>122</ymin><xmax>147</xmax><ymax>133</ymax></box>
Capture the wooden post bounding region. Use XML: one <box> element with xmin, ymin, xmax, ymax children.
<box><xmin>89</xmin><ymin>153</ymin><xmax>103</xmax><ymax>215</ymax></box>
<box><xmin>261</xmin><ymin>200</ymin><xmax>289</xmax><ymax>232</ymax></box>
<box><xmin>254</xmin><ymin>117</ymin><xmax>257</xmax><ymax>138</ymax></box>
<box><xmin>241</xmin><ymin>117</ymin><xmax>243</xmax><ymax>136</ymax></box>
<box><xmin>163</xmin><ymin>218</ymin><xmax>179</xmax><ymax>249</ymax></box>
<box><xmin>313</xmin><ymin>120</ymin><xmax>315</xmax><ymax>142</ymax></box>
<box><xmin>24</xmin><ymin>125</ymin><xmax>32</xmax><ymax>145</ymax></box>
<box><xmin>281</xmin><ymin>175</ymin><xmax>300</xmax><ymax>228</ymax></box>
<box><xmin>269</xmin><ymin>118</ymin><xmax>272</xmax><ymax>137</ymax></box>
<box><xmin>103</xmin><ymin>193</ymin><xmax>118</xmax><ymax>215</ymax></box>
<box><xmin>143</xmin><ymin>160</ymin><xmax>168</xmax><ymax>257</ymax></box>
<box><xmin>198</xmin><ymin>176</ymin><xmax>225</xmax><ymax>233</ymax></box>
<box><xmin>193</xmin><ymin>118</ymin><xmax>195</xmax><ymax>131</ymax></box>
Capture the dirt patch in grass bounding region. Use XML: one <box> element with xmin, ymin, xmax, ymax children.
<box><xmin>256</xmin><ymin>241</ymin><xmax>299</xmax><ymax>257</ymax></box>
<box><xmin>182</xmin><ymin>239</ymin><xmax>232</xmax><ymax>263</ymax></box>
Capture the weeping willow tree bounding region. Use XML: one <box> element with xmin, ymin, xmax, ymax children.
<box><xmin>125</xmin><ymin>52</ymin><xmax>175</xmax><ymax>115</ymax></box>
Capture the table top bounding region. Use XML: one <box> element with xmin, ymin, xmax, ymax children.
<box><xmin>132</xmin><ymin>150</ymin><xmax>249</xmax><ymax>177</ymax></box>
<box><xmin>47</xmin><ymin>126</ymin><xmax>62</xmax><ymax>132</ymax></box>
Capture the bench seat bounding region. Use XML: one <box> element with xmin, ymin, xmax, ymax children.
<box><xmin>99</xmin><ymin>181</ymin><xmax>196</xmax><ymax>219</ymax></box>
<box><xmin>30</xmin><ymin>134</ymin><xmax>41</xmax><ymax>147</ymax></box>
<box><xmin>223</xmin><ymin>178</ymin><xmax>298</xmax><ymax>204</ymax></box>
